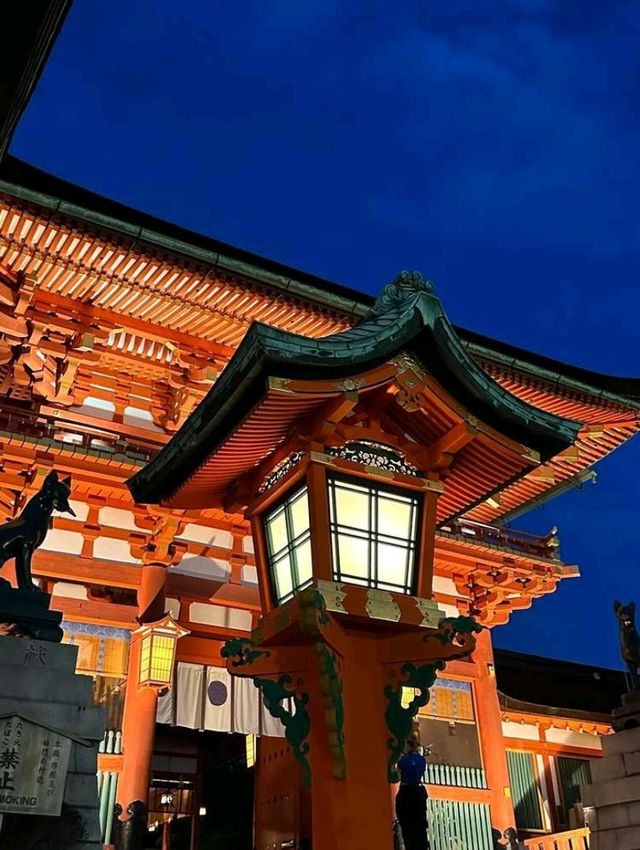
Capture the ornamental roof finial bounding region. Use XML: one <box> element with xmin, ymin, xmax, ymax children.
<box><xmin>368</xmin><ymin>270</ymin><xmax>435</xmax><ymax>317</ymax></box>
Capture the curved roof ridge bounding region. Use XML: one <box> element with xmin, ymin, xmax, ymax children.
<box><xmin>128</xmin><ymin>272</ymin><xmax>580</xmax><ymax>505</ymax></box>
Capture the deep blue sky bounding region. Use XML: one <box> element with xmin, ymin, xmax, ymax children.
<box><xmin>11</xmin><ymin>0</ymin><xmax>640</xmax><ymax>669</ymax></box>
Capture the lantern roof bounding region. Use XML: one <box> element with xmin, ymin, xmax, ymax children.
<box><xmin>133</xmin><ymin>613</ymin><xmax>190</xmax><ymax>639</ymax></box>
<box><xmin>128</xmin><ymin>273</ymin><xmax>583</xmax><ymax>514</ymax></box>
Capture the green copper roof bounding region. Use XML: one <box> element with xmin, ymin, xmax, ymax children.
<box><xmin>128</xmin><ymin>272</ymin><xmax>580</xmax><ymax>506</ymax></box>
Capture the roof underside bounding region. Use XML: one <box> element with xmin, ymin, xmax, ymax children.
<box><xmin>1</xmin><ymin>162</ymin><xmax>638</xmax><ymax>519</ymax></box>
<box><xmin>2</xmin><ymin>156</ymin><xmax>640</xmax><ymax>402</ymax></box>
<box><xmin>127</xmin><ymin>280</ymin><xmax>582</xmax><ymax>510</ymax></box>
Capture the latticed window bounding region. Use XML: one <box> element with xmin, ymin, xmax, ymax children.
<box><xmin>419</xmin><ymin>679</ymin><xmax>475</xmax><ymax>723</ymax></box>
<box><xmin>264</xmin><ymin>486</ymin><xmax>313</xmax><ymax>604</ymax></box>
<box><xmin>557</xmin><ymin>756</ymin><xmax>592</xmax><ymax>820</ymax></box>
<box><xmin>327</xmin><ymin>475</ymin><xmax>421</xmax><ymax>594</ymax></box>
<box><xmin>506</xmin><ymin>750</ymin><xmax>544</xmax><ymax>831</ymax></box>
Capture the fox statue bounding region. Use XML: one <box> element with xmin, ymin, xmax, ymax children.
<box><xmin>614</xmin><ymin>600</ymin><xmax>640</xmax><ymax>690</ymax></box>
<box><xmin>0</xmin><ymin>471</ymin><xmax>75</xmax><ymax>592</ymax></box>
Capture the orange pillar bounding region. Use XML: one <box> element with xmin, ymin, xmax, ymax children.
<box><xmin>115</xmin><ymin>562</ymin><xmax>168</xmax><ymax>850</ymax></box>
<box><xmin>473</xmin><ymin>629</ymin><xmax>516</xmax><ymax>834</ymax></box>
<box><xmin>300</xmin><ymin>633</ymin><xmax>394</xmax><ymax>850</ymax></box>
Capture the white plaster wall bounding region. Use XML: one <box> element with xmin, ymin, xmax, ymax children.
<box><xmin>501</xmin><ymin>720</ymin><xmax>540</xmax><ymax>741</ymax></box>
<box><xmin>177</xmin><ymin>524</ymin><xmax>233</xmax><ymax>548</ymax></box>
<box><xmin>98</xmin><ymin>507</ymin><xmax>141</xmax><ymax>531</ymax></box>
<box><xmin>93</xmin><ymin>536</ymin><xmax>141</xmax><ymax>564</ymax></box>
<box><xmin>437</xmin><ymin>602</ymin><xmax>460</xmax><ymax>618</ymax></box>
<box><xmin>545</xmin><ymin>727</ymin><xmax>602</xmax><ymax>750</ymax></box>
<box><xmin>70</xmin><ymin>397</ymin><xmax>115</xmax><ymax>420</ymax></box>
<box><xmin>170</xmin><ymin>555</ymin><xmax>230</xmax><ymax>582</ymax></box>
<box><xmin>242</xmin><ymin>565</ymin><xmax>258</xmax><ymax>584</ymax></box>
<box><xmin>166</xmin><ymin>597</ymin><xmax>181</xmax><ymax>619</ymax></box>
<box><xmin>54</xmin><ymin>582</ymin><xmax>89</xmax><ymax>600</ymax></box>
<box><xmin>243</xmin><ymin>536</ymin><xmax>255</xmax><ymax>554</ymax></box>
<box><xmin>40</xmin><ymin>529</ymin><xmax>84</xmax><ymax>556</ymax></box>
<box><xmin>67</xmin><ymin>500</ymin><xmax>89</xmax><ymax>522</ymax></box>
<box><xmin>189</xmin><ymin>603</ymin><xmax>252</xmax><ymax>631</ymax></box>
<box><xmin>123</xmin><ymin>406</ymin><xmax>164</xmax><ymax>433</ymax></box>
<box><xmin>432</xmin><ymin>576</ymin><xmax>459</xmax><ymax>597</ymax></box>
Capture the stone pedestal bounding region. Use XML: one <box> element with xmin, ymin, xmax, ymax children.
<box><xmin>0</xmin><ymin>585</ymin><xmax>63</xmax><ymax>642</ymax></box>
<box><xmin>0</xmin><ymin>635</ymin><xmax>104</xmax><ymax>849</ymax></box>
<box><xmin>582</xmin><ymin>722</ymin><xmax>640</xmax><ymax>850</ymax></box>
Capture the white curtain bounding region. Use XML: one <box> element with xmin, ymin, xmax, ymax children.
<box><xmin>203</xmin><ymin>666</ymin><xmax>233</xmax><ymax>732</ymax></box>
<box><xmin>260</xmin><ymin>694</ymin><xmax>287</xmax><ymax>737</ymax></box>
<box><xmin>156</xmin><ymin>662</ymin><xmax>286</xmax><ymax>738</ymax></box>
<box><xmin>156</xmin><ymin>684</ymin><xmax>174</xmax><ymax>725</ymax></box>
<box><xmin>175</xmin><ymin>662</ymin><xmax>205</xmax><ymax>729</ymax></box>
<box><xmin>232</xmin><ymin>676</ymin><xmax>260</xmax><ymax>734</ymax></box>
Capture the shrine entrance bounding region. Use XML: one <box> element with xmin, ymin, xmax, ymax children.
<box><xmin>145</xmin><ymin>727</ymin><xmax>253</xmax><ymax>850</ymax></box>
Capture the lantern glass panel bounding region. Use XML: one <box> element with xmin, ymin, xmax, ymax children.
<box><xmin>328</xmin><ymin>474</ymin><xmax>420</xmax><ymax>594</ymax></box>
<box><xmin>264</xmin><ymin>485</ymin><xmax>312</xmax><ymax>604</ymax></box>
<box><xmin>140</xmin><ymin>633</ymin><xmax>175</xmax><ymax>686</ymax></box>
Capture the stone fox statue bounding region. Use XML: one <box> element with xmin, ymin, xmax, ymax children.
<box><xmin>614</xmin><ymin>600</ymin><xmax>640</xmax><ymax>689</ymax></box>
<box><xmin>0</xmin><ymin>471</ymin><xmax>75</xmax><ymax>592</ymax></box>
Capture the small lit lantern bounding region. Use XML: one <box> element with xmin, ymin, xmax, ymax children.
<box><xmin>135</xmin><ymin>614</ymin><xmax>189</xmax><ymax>688</ymax></box>
<box><xmin>246</xmin><ymin>734</ymin><xmax>256</xmax><ymax>768</ymax></box>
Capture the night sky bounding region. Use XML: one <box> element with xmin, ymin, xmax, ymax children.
<box><xmin>11</xmin><ymin>0</ymin><xmax>640</xmax><ymax>669</ymax></box>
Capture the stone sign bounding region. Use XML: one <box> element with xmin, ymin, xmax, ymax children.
<box><xmin>0</xmin><ymin>715</ymin><xmax>72</xmax><ymax>816</ymax></box>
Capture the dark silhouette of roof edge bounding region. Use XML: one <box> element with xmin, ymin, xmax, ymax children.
<box><xmin>494</xmin><ymin>647</ymin><xmax>626</xmax><ymax>718</ymax></box>
<box><xmin>1</xmin><ymin>3</ymin><xmax>73</xmax><ymax>161</ymax></box>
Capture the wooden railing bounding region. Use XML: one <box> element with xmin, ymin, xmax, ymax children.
<box><xmin>439</xmin><ymin>517</ymin><xmax>561</xmax><ymax>560</ymax></box>
<box><xmin>524</xmin><ymin>827</ymin><xmax>589</xmax><ymax>850</ymax></box>
<box><xmin>425</xmin><ymin>762</ymin><xmax>488</xmax><ymax>789</ymax></box>
<box><xmin>97</xmin><ymin>730</ymin><xmax>124</xmax><ymax>847</ymax></box>
<box><xmin>0</xmin><ymin>404</ymin><xmax>157</xmax><ymax>464</ymax></box>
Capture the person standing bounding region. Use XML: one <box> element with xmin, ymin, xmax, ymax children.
<box><xmin>395</xmin><ymin>737</ymin><xmax>430</xmax><ymax>850</ymax></box>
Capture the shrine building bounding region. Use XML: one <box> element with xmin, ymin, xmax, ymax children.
<box><xmin>0</xmin><ymin>153</ymin><xmax>636</xmax><ymax>850</ymax></box>
<box><xmin>1</xmin><ymin>6</ymin><xmax>640</xmax><ymax>848</ymax></box>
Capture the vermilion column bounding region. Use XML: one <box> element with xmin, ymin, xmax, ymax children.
<box><xmin>115</xmin><ymin>562</ymin><xmax>168</xmax><ymax>850</ymax></box>
<box><xmin>473</xmin><ymin>629</ymin><xmax>516</xmax><ymax>834</ymax></box>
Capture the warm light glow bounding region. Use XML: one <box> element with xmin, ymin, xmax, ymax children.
<box><xmin>328</xmin><ymin>476</ymin><xmax>420</xmax><ymax>594</ymax></box>
<box><xmin>135</xmin><ymin>615</ymin><xmax>190</xmax><ymax>688</ymax></box>
<box><xmin>264</xmin><ymin>486</ymin><xmax>312</xmax><ymax>604</ymax></box>
<box><xmin>246</xmin><ymin>734</ymin><xmax>256</xmax><ymax>768</ymax></box>
<box><xmin>401</xmin><ymin>687</ymin><xmax>419</xmax><ymax>709</ymax></box>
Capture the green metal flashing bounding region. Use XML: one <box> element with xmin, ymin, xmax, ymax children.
<box><xmin>462</xmin><ymin>336</ymin><xmax>640</xmax><ymax>412</ymax></box>
<box><xmin>127</xmin><ymin>272</ymin><xmax>581</xmax><ymax>505</ymax></box>
<box><xmin>494</xmin><ymin>470</ymin><xmax>597</xmax><ymax>525</ymax></box>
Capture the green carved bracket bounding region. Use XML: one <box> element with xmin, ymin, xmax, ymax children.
<box><xmin>315</xmin><ymin>642</ymin><xmax>346</xmax><ymax>779</ymax></box>
<box><xmin>384</xmin><ymin>615</ymin><xmax>482</xmax><ymax>782</ymax></box>
<box><xmin>221</xmin><ymin>637</ymin><xmax>271</xmax><ymax>668</ymax></box>
<box><xmin>384</xmin><ymin>659</ymin><xmax>444</xmax><ymax>782</ymax></box>
<box><xmin>254</xmin><ymin>674</ymin><xmax>312</xmax><ymax>787</ymax></box>
<box><xmin>431</xmin><ymin>616</ymin><xmax>483</xmax><ymax>646</ymax></box>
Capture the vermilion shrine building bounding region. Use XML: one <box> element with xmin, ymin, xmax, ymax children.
<box><xmin>0</xmin><ymin>153</ymin><xmax>637</xmax><ymax>850</ymax></box>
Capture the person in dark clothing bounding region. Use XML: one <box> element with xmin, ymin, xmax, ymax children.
<box><xmin>395</xmin><ymin>737</ymin><xmax>430</xmax><ymax>850</ymax></box>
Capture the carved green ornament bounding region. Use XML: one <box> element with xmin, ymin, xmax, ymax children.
<box><xmin>255</xmin><ymin>675</ymin><xmax>312</xmax><ymax>787</ymax></box>
<box><xmin>221</xmin><ymin>637</ymin><xmax>270</xmax><ymax>668</ymax></box>
<box><xmin>384</xmin><ymin>660</ymin><xmax>443</xmax><ymax>782</ymax></box>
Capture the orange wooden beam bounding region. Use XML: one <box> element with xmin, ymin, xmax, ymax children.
<box><xmin>54</xmin><ymin>596</ymin><xmax>137</xmax><ymax>628</ymax></box>
<box><xmin>33</xmin><ymin>550</ymin><xmax>141</xmax><ymax>588</ymax></box>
